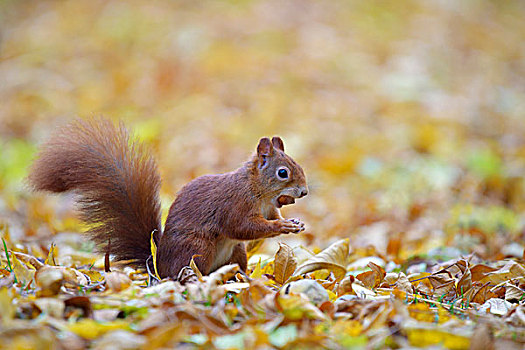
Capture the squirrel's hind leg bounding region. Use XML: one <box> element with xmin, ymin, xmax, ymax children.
<box><xmin>229</xmin><ymin>243</ymin><xmax>247</xmax><ymax>271</ymax></box>
<box><xmin>158</xmin><ymin>234</ymin><xmax>216</xmax><ymax>277</ymax></box>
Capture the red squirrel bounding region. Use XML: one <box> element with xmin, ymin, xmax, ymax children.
<box><xmin>28</xmin><ymin>119</ymin><xmax>308</xmax><ymax>278</ymax></box>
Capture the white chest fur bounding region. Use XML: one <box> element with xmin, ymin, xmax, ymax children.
<box><xmin>210</xmin><ymin>238</ymin><xmax>239</xmax><ymax>272</ymax></box>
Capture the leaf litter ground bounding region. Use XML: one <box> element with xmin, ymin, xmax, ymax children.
<box><xmin>1</xmin><ymin>1</ymin><xmax>525</xmax><ymax>349</ymax></box>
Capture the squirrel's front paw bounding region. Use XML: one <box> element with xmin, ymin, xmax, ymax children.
<box><xmin>275</xmin><ymin>218</ymin><xmax>305</xmax><ymax>234</ymax></box>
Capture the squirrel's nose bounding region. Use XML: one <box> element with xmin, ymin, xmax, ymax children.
<box><xmin>299</xmin><ymin>188</ymin><xmax>308</xmax><ymax>198</ymax></box>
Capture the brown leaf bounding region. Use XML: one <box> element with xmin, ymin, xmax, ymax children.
<box><xmin>428</xmin><ymin>272</ymin><xmax>454</xmax><ymax>290</ymax></box>
<box><xmin>470</xmin><ymin>282</ymin><xmax>496</xmax><ymax>304</ymax></box>
<box><xmin>368</xmin><ymin>262</ymin><xmax>386</xmax><ymax>283</ymax></box>
<box><xmin>457</xmin><ymin>267</ymin><xmax>472</xmax><ymax>295</ymax></box>
<box><xmin>470</xmin><ymin>264</ymin><xmax>497</xmax><ymax>283</ymax></box>
<box><xmin>319</xmin><ymin>300</ymin><xmax>336</xmax><ymax>318</ymax></box>
<box><xmin>392</xmin><ymin>273</ymin><xmax>413</xmax><ymax>294</ymax></box>
<box><xmin>357</xmin><ymin>262</ymin><xmax>386</xmax><ymax>289</ymax></box>
<box><xmin>274</xmin><ymin>243</ymin><xmax>297</xmax><ymax>285</ymax></box>
<box><xmin>34</xmin><ymin>298</ymin><xmax>65</xmax><ymax>319</ymax></box>
<box><xmin>142</xmin><ymin>323</ymin><xmax>183</xmax><ymax>348</ymax></box>
<box><xmin>177</xmin><ymin>266</ymin><xmax>199</xmax><ymax>285</ymax></box>
<box><xmin>356</xmin><ymin>271</ymin><xmax>378</xmax><ymax>289</ymax></box>
<box><xmin>336</xmin><ymin>275</ymin><xmax>354</xmax><ymax>296</ymax></box>
<box><xmin>432</xmin><ymin>280</ymin><xmax>456</xmax><ymax>298</ymax></box>
<box><xmin>483</xmin><ymin>261</ymin><xmax>525</xmax><ymax>285</ymax></box>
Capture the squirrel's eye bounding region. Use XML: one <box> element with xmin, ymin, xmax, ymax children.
<box><xmin>277</xmin><ymin>168</ymin><xmax>288</xmax><ymax>179</ymax></box>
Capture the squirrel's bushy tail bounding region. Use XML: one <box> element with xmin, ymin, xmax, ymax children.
<box><xmin>28</xmin><ymin>118</ymin><xmax>162</xmax><ymax>266</ymax></box>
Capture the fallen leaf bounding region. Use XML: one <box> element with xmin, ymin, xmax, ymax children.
<box><xmin>275</xmin><ymin>292</ymin><xmax>327</xmax><ymax>321</ymax></box>
<box><xmin>294</xmin><ymin>239</ymin><xmax>350</xmax><ymax>280</ymax></box>
<box><xmin>406</xmin><ymin>325</ymin><xmax>471</xmax><ymax>350</ymax></box>
<box><xmin>45</xmin><ymin>243</ymin><xmax>57</xmax><ymax>266</ymax></box>
<box><xmin>250</xmin><ymin>258</ymin><xmax>262</xmax><ymax>279</ymax></box>
<box><xmin>68</xmin><ymin>319</ymin><xmax>130</xmax><ymax>340</ymax></box>
<box><xmin>35</xmin><ymin>266</ymin><xmax>64</xmax><ymax>296</ymax></box>
<box><xmin>356</xmin><ymin>262</ymin><xmax>386</xmax><ymax>289</ymax></box>
<box><xmin>483</xmin><ymin>261</ymin><xmax>525</xmax><ymax>285</ymax></box>
<box><xmin>10</xmin><ymin>251</ymin><xmax>35</xmax><ymax>286</ymax></box>
<box><xmin>274</xmin><ymin>243</ymin><xmax>297</xmax><ymax>285</ymax></box>
<box><xmin>0</xmin><ymin>288</ymin><xmax>15</xmax><ymax>325</ymax></box>
<box><xmin>105</xmin><ymin>271</ymin><xmax>132</xmax><ymax>292</ymax></box>
<box><xmin>189</xmin><ymin>254</ymin><xmax>204</xmax><ymax>281</ymax></box>
<box><xmin>457</xmin><ymin>267</ymin><xmax>472</xmax><ymax>295</ymax></box>
<box><xmin>246</xmin><ymin>239</ymin><xmax>264</xmax><ymax>258</ymax></box>
<box><xmin>479</xmin><ymin>298</ymin><xmax>513</xmax><ymax>316</ymax></box>
<box><xmin>34</xmin><ymin>298</ymin><xmax>65</xmax><ymax>318</ymax></box>
<box><xmin>150</xmin><ymin>230</ymin><xmax>160</xmax><ymax>280</ymax></box>
<box><xmin>504</xmin><ymin>283</ymin><xmax>525</xmax><ymax>302</ymax></box>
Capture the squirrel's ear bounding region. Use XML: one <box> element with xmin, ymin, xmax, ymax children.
<box><xmin>257</xmin><ymin>137</ymin><xmax>273</xmax><ymax>169</ymax></box>
<box><xmin>271</xmin><ymin>136</ymin><xmax>284</xmax><ymax>152</ymax></box>
<box><xmin>257</xmin><ymin>137</ymin><xmax>273</xmax><ymax>156</ymax></box>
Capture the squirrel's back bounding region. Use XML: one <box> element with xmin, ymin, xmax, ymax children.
<box><xmin>28</xmin><ymin>118</ymin><xmax>162</xmax><ymax>265</ymax></box>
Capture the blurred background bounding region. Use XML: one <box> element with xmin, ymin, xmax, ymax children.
<box><xmin>1</xmin><ymin>0</ymin><xmax>524</xmax><ymax>264</ymax></box>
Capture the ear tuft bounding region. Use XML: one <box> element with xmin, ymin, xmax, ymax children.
<box><xmin>257</xmin><ymin>137</ymin><xmax>273</xmax><ymax>156</ymax></box>
<box><xmin>271</xmin><ymin>136</ymin><xmax>284</xmax><ymax>152</ymax></box>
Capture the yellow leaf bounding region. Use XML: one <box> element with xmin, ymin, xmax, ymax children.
<box><xmin>10</xmin><ymin>251</ymin><xmax>35</xmax><ymax>286</ymax></box>
<box><xmin>261</xmin><ymin>261</ymin><xmax>274</xmax><ymax>275</ymax></box>
<box><xmin>0</xmin><ymin>288</ymin><xmax>15</xmax><ymax>326</ymax></box>
<box><xmin>274</xmin><ymin>243</ymin><xmax>297</xmax><ymax>285</ymax></box>
<box><xmin>150</xmin><ymin>230</ymin><xmax>161</xmax><ymax>280</ymax></box>
<box><xmin>12</xmin><ymin>251</ymin><xmax>43</xmax><ymax>270</ymax></box>
<box><xmin>45</xmin><ymin>243</ymin><xmax>57</xmax><ymax>266</ymax></box>
<box><xmin>332</xmin><ymin>319</ymin><xmax>363</xmax><ymax>337</ymax></box>
<box><xmin>145</xmin><ymin>323</ymin><xmax>184</xmax><ymax>348</ymax></box>
<box><xmin>311</xmin><ymin>269</ymin><xmax>331</xmax><ymax>280</ymax></box>
<box><xmin>294</xmin><ymin>239</ymin><xmax>350</xmax><ymax>281</ymax></box>
<box><xmin>437</xmin><ymin>307</ymin><xmax>452</xmax><ymax>324</ymax></box>
<box><xmin>246</xmin><ymin>239</ymin><xmax>264</xmax><ymax>259</ymax></box>
<box><xmin>276</xmin><ymin>293</ymin><xmax>327</xmax><ymax>321</ymax></box>
<box><xmin>327</xmin><ymin>289</ymin><xmax>337</xmax><ymax>301</ymax></box>
<box><xmin>406</xmin><ymin>327</ymin><xmax>470</xmax><ymax>350</ymax></box>
<box><xmin>68</xmin><ymin>319</ymin><xmax>130</xmax><ymax>340</ymax></box>
<box><xmin>78</xmin><ymin>269</ymin><xmax>104</xmax><ymax>283</ymax></box>
<box><xmin>250</xmin><ymin>258</ymin><xmax>262</xmax><ymax>279</ymax></box>
<box><xmin>408</xmin><ymin>303</ymin><xmax>434</xmax><ymax>322</ymax></box>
